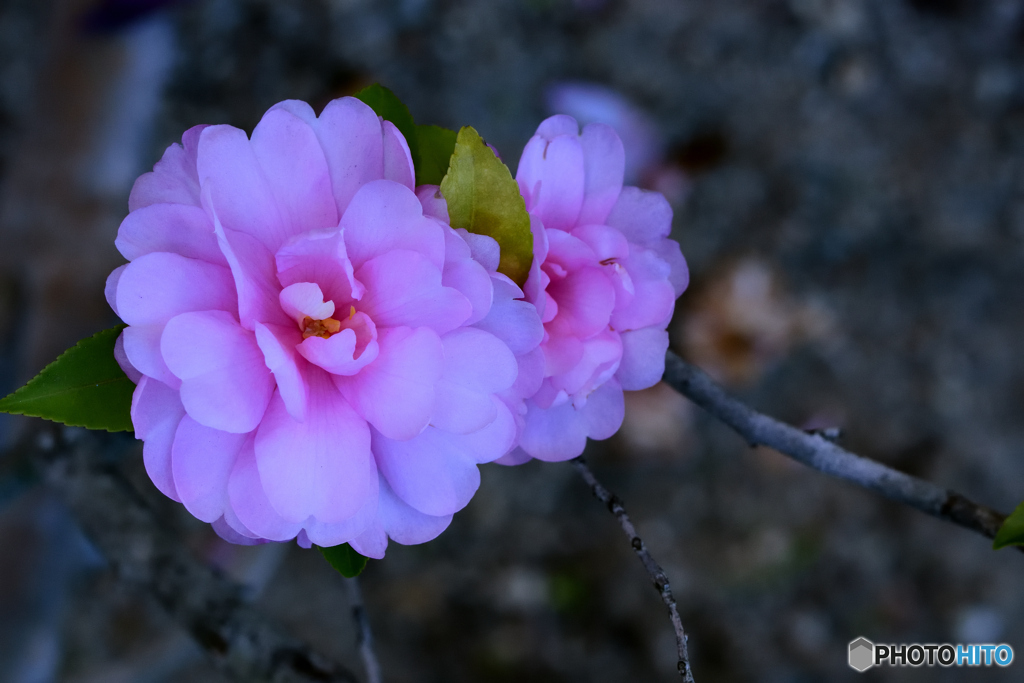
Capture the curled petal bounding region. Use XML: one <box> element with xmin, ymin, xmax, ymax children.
<box><xmin>518</xmin><ymin>399</ymin><xmax>588</xmax><ymax>462</ymax></box>
<box><xmin>341</xmin><ymin>179</ymin><xmax>445</xmax><ymax>270</ymax></box>
<box><xmin>255</xmin><ymin>369</ymin><xmax>375</xmax><ymax>524</ymax></box>
<box><xmin>617</xmin><ymin>326</ymin><xmax>669</xmax><ymax>391</ymax></box>
<box><xmin>116</xmin><ymin>203</ymin><xmax>224</xmax><ymax>265</ymax></box>
<box><xmin>131</xmin><ymin>377</ymin><xmax>185</xmax><ymax>501</ymax></box>
<box><xmin>250</xmin><ymin>106</ymin><xmax>339</xmax><ymax>243</ymax></box>
<box><xmin>161</xmin><ymin>310</ymin><xmax>275</xmax><ymax>434</ymax></box>
<box><xmin>254</xmin><ymin>323</ymin><xmax>308</xmax><ymax>421</ymax></box>
<box><xmin>228</xmin><ymin>435</ymin><xmax>303</xmax><ymax>541</ymax></box>
<box><xmin>128</xmin><ymin>124</ymin><xmax>206</xmax><ymax>211</ymax></box>
<box><xmin>279</xmin><ymin>282</ymin><xmax>335</xmax><ymax>323</ymax></box>
<box><xmin>115</xmin><ymin>252</ymin><xmax>235</xmax><ymax>327</ymax></box>
<box><xmin>516</xmin><ymin>128</ymin><xmax>585</xmax><ymax>231</ymax></box>
<box><xmin>172</xmin><ymin>416</ymin><xmax>247</xmax><ymax>523</ymax></box>
<box><xmin>381</xmin><ymin>120</ymin><xmax>415</xmax><ymax>190</ymax></box>
<box><xmin>577</xmin><ymin>122</ymin><xmax>625</xmax><ymax>226</ymax></box>
<box><xmin>356</xmin><ymin>250</ymin><xmax>472</xmax><ymax>335</ymax></box>
<box><xmin>580</xmin><ymin>377</ymin><xmax>625</xmax><ymax>441</ymax></box>
<box><xmin>475</xmin><ymin>275</ymin><xmax>544</xmax><ymax>356</ymax></box>
<box><xmin>416</xmin><ymin>185</ymin><xmax>449</xmax><ymax>223</ymax></box>
<box><xmin>297</xmin><ymin>312</ymin><xmax>379</xmax><ymax>376</ymax></box>
<box><xmin>546</xmin><ymin>265</ymin><xmax>615</xmax><ymax>340</ymax></box>
<box><xmin>609</xmin><ymin>247</ymin><xmax>675</xmax><ymax>332</ymax></box>
<box><xmin>306</xmin><ymin>97</ymin><xmax>385</xmax><ymax>216</ymax></box>
<box><xmin>275</xmin><ymin>228</ymin><xmax>363</xmax><ymax>305</ymax></box>
<box><xmin>336</xmin><ymin>326</ymin><xmax>443</xmax><ymax>440</ymax></box>
<box><xmin>604</xmin><ymin>185</ymin><xmax>673</xmax><ymax>246</ymax></box>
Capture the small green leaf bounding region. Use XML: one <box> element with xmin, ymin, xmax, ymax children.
<box><xmin>440</xmin><ymin>126</ymin><xmax>534</xmax><ymax>287</ymax></box>
<box><xmin>0</xmin><ymin>325</ymin><xmax>134</xmax><ymax>432</ymax></box>
<box><xmin>317</xmin><ymin>543</ymin><xmax>368</xmax><ymax>577</ymax></box>
<box><xmin>415</xmin><ymin>124</ymin><xmax>458</xmax><ymax>186</ymax></box>
<box><xmin>993</xmin><ymin>500</ymin><xmax>1024</xmax><ymax>549</ymax></box>
<box><xmin>355</xmin><ymin>83</ymin><xmax>419</xmax><ymax>161</ymax></box>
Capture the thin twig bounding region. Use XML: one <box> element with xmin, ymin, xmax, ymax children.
<box><xmin>344</xmin><ymin>576</ymin><xmax>382</xmax><ymax>683</ymax></box>
<box><xmin>663</xmin><ymin>351</ymin><xmax>1012</xmax><ymax>546</ymax></box>
<box><xmin>22</xmin><ymin>424</ymin><xmax>360</xmax><ymax>683</ymax></box>
<box><xmin>572</xmin><ymin>457</ymin><xmax>695</xmax><ymax>682</ymax></box>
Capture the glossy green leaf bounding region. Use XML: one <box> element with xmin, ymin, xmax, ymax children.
<box><xmin>440</xmin><ymin>126</ymin><xmax>533</xmax><ymax>286</ymax></box>
<box><xmin>0</xmin><ymin>325</ymin><xmax>134</xmax><ymax>432</ymax></box>
<box><xmin>993</xmin><ymin>500</ymin><xmax>1024</xmax><ymax>549</ymax></box>
<box><xmin>317</xmin><ymin>543</ymin><xmax>368</xmax><ymax>577</ymax></box>
<box><xmin>415</xmin><ymin>124</ymin><xmax>458</xmax><ymax>186</ymax></box>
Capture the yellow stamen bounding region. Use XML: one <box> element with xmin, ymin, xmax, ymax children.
<box><xmin>349</xmin><ymin>305</ymin><xmax>356</xmax><ymax>320</ymax></box>
<box><xmin>302</xmin><ymin>316</ymin><xmax>342</xmax><ymax>340</ymax></box>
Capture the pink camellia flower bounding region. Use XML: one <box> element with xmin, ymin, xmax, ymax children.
<box><xmin>499</xmin><ymin>115</ymin><xmax>689</xmax><ymax>463</ymax></box>
<box><xmin>106</xmin><ymin>97</ymin><xmax>539</xmax><ymax>557</ymax></box>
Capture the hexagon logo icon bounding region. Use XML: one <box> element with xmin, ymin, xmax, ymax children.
<box><xmin>848</xmin><ymin>637</ymin><xmax>875</xmax><ymax>672</ymax></box>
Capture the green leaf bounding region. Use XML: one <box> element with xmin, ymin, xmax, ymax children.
<box><xmin>993</xmin><ymin>500</ymin><xmax>1024</xmax><ymax>549</ymax></box>
<box><xmin>440</xmin><ymin>126</ymin><xmax>534</xmax><ymax>287</ymax></box>
<box><xmin>317</xmin><ymin>543</ymin><xmax>368</xmax><ymax>577</ymax></box>
<box><xmin>0</xmin><ymin>325</ymin><xmax>134</xmax><ymax>432</ymax></box>
<box><xmin>415</xmin><ymin>124</ymin><xmax>458</xmax><ymax>186</ymax></box>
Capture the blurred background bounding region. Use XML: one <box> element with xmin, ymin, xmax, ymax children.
<box><xmin>1</xmin><ymin>0</ymin><xmax>1024</xmax><ymax>680</ymax></box>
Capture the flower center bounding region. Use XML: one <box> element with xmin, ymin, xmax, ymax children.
<box><xmin>301</xmin><ymin>316</ymin><xmax>341</xmax><ymax>339</ymax></box>
<box><xmin>300</xmin><ymin>306</ymin><xmax>356</xmax><ymax>340</ymax></box>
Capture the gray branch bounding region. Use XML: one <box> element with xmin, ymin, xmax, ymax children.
<box><xmin>663</xmin><ymin>351</ymin><xmax>1010</xmax><ymax>544</ymax></box>
<box><xmin>572</xmin><ymin>457</ymin><xmax>695</xmax><ymax>682</ymax></box>
<box><xmin>344</xmin><ymin>577</ymin><xmax>381</xmax><ymax>683</ymax></box>
<box><xmin>22</xmin><ymin>424</ymin><xmax>361</xmax><ymax>683</ymax></box>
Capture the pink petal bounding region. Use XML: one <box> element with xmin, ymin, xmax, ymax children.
<box><xmin>308</xmin><ymin>97</ymin><xmax>385</xmax><ymax>216</ymax></box>
<box><xmin>255</xmin><ymin>369</ymin><xmax>375</xmax><ymax>524</ymax></box>
<box><xmin>301</xmin><ymin>486</ymin><xmax>379</xmax><ymax>547</ymax></box>
<box><xmin>373</xmin><ymin>426</ymin><xmax>481</xmax><ymax>516</ymax></box>
<box><xmin>115</xmin><ymin>252</ymin><xmax>235</xmax><ymax>326</ymax></box>
<box><xmin>130</xmin><ymin>376</ymin><xmax>184</xmax><ymax>501</ymax></box>
<box><xmin>275</xmin><ymin>228</ymin><xmax>363</xmax><ymax>306</ymax></box>
<box><xmin>577</xmin><ymin>123</ymin><xmax>625</xmax><ymax>226</ymax></box>
<box><xmin>432</xmin><ymin>328</ymin><xmax>517</xmax><ymax>434</ymax></box>
<box><xmin>518</xmin><ymin>398</ymin><xmax>589</xmax><ymax>462</ymax></box>
<box><xmin>355</xmin><ymin>249</ymin><xmax>472</xmax><ymax>335</ymax></box>
<box><xmin>116</xmin><ymin>203</ymin><xmax>224</xmax><ymax>265</ymax></box>
<box><xmin>457</xmin><ymin>229</ymin><xmax>500</xmax><ymax>273</ymax></box>
<box><xmin>537</xmin><ymin>114</ymin><xmax>581</xmax><ymax>138</ymax></box>
<box><xmin>336</xmin><ymin>326</ymin><xmax>443</xmax><ymax>440</ymax></box>
<box><xmin>105</xmin><ymin>265</ymin><xmax>125</xmax><ymax>317</ymax></box>
<box><xmin>128</xmin><ymin>124</ymin><xmax>206</xmax><ymax>211</ymax></box>
<box><xmin>508</xmin><ymin>345</ymin><xmax>545</xmax><ymax>402</ymax></box>
<box><xmin>113</xmin><ymin>331</ymin><xmax>142</xmax><ymax>384</ymax></box>
<box><xmin>250</xmin><ymin>107</ymin><xmax>339</xmax><ymax>242</ymax></box>
<box><xmin>571</xmin><ymin>223</ymin><xmax>629</xmax><ymax>262</ymax></box>
<box><xmin>350</xmin><ymin>474</ymin><xmax>452</xmax><ymax>558</ymax></box>
<box><xmin>416</xmin><ymin>185</ymin><xmax>449</xmax><ymax>223</ymax></box>
<box><xmin>542</xmin><ymin>333</ymin><xmax>584</xmax><ymax>378</ymax></box>
<box><xmin>161</xmin><ymin>310</ymin><xmax>275</xmax><ymax>434</ymax></box>
<box><xmin>297</xmin><ymin>312</ymin><xmax>379</xmax><ymax>376</ymax></box>
<box><xmin>442</xmin><ymin>229</ymin><xmax>493</xmax><ymax>326</ymax></box>
<box><xmin>550</xmin><ymin>329</ymin><xmax>622</xmax><ymax>400</ymax></box>
<box><xmin>341</xmin><ymin>180</ymin><xmax>445</xmax><ymax>270</ymax></box>
<box><xmin>516</xmin><ymin>131</ymin><xmax>585</xmax><ymax>231</ymax></box>
<box><xmin>581</xmin><ymin>377</ymin><xmax>625</xmax><ymax>441</ymax></box>
<box><xmin>609</xmin><ymin>247</ymin><xmax>676</xmax><ymax>332</ymax></box>
<box><xmin>228</xmin><ymin>435</ymin><xmax>303</xmax><ymax>541</ymax></box>
<box><xmin>212</xmin><ymin>516</ymin><xmax>266</xmax><ymax>546</ymax></box>
<box><xmin>546</xmin><ymin>265</ymin><xmax>616</xmax><ymax>340</ymax></box>
<box><xmin>254</xmin><ymin>322</ymin><xmax>309</xmax><ymax>421</ymax></box>
<box><xmin>605</xmin><ymin>186</ymin><xmax>673</xmax><ymax>246</ymax></box>
<box><xmin>279</xmin><ymin>282</ymin><xmax>334</xmax><ymax>323</ymax></box>
<box><xmin>474</xmin><ymin>275</ymin><xmax>544</xmax><ymax>356</ymax></box>
<box><xmin>197</xmin><ymin>124</ymin><xmax>288</xmax><ymax>250</ymax></box>
<box><xmin>617</xmin><ymin>326</ymin><xmax>669</xmax><ymax>391</ymax></box>
<box><xmin>381</xmin><ymin>119</ymin><xmax>415</xmax><ymax>190</ymax></box>
<box><xmin>209</xmin><ymin>203</ymin><xmax>291</xmax><ymax>330</ymax></box>
<box><xmin>652</xmin><ymin>238</ymin><xmax>689</xmax><ymax>297</ymax></box>
<box><xmin>122</xmin><ymin>324</ymin><xmax>179</xmax><ymax>387</ymax></box>
<box><xmin>172</xmin><ymin>416</ymin><xmax>247</xmax><ymax>522</ymax></box>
